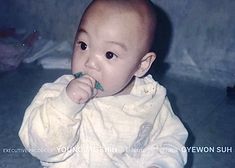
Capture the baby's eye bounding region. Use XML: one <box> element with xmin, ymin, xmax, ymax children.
<box><xmin>78</xmin><ymin>41</ymin><xmax>87</xmax><ymax>50</ymax></box>
<box><xmin>105</xmin><ymin>51</ymin><xmax>117</xmax><ymax>59</ymax></box>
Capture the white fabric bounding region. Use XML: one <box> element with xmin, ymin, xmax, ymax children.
<box><xmin>19</xmin><ymin>75</ymin><xmax>188</xmax><ymax>168</ymax></box>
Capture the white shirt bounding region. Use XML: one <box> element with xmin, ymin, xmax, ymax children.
<box><xmin>19</xmin><ymin>75</ymin><xmax>188</xmax><ymax>168</ymax></box>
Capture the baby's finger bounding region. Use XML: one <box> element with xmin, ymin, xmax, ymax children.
<box><xmin>77</xmin><ymin>87</ymin><xmax>93</xmax><ymax>103</ymax></box>
<box><xmin>82</xmin><ymin>75</ymin><xmax>96</xmax><ymax>87</ymax></box>
<box><xmin>92</xmin><ymin>88</ymin><xmax>98</xmax><ymax>98</ymax></box>
<box><xmin>75</xmin><ymin>76</ymin><xmax>94</xmax><ymax>89</ymax></box>
<box><xmin>76</xmin><ymin>75</ymin><xmax>95</xmax><ymax>88</ymax></box>
<box><xmin>76</xmin><ymin>81</ymin><xmax>93</xmax><ymax>97</ymax></box>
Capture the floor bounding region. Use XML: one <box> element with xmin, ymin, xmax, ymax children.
<box><xmin>0</xmin><ymin>63</ymin><xmax>234</xmax><ymax>168</ymax></box>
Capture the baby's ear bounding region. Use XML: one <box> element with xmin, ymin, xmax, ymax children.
<box><xmin>134</xmin><ymin>52</ymin><xmax>156</xmax><ymax>77</ymax></box>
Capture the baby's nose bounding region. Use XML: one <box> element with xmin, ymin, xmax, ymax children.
<box><xmin>84</xmin><ymin>55</ymin><xmax>100</xmax><ymax>71</ymax></box>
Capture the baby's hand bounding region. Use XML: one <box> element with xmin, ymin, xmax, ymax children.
<box><xmin>66</xmin><ymin>75</ymin><xmax>97</xmax><ymax>104</ymax></box>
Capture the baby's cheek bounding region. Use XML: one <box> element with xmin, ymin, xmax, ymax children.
<box><xmin>104</xmin><ymin>79</ymin><xmax>128</xmax><ymax>94</ymax></box>
<box><xmin>72</xmin><ymin>60</ymin><xmax>85</xmax><ymax>74</ymax></box>
<box><xmin>100</xmin><ymin>68</ymin><xmax>133</xmax><ymax>95</ymax></box>
<box><xmin>103</xmin><ymin>82</ymin><xmax>120</xmax><ymax>94</ymax></box>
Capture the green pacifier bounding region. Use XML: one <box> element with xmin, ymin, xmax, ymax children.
<box><xmin>73</xmin><ymin>72</ymin><xmax>104</xmax><ymax>91</ymax></box>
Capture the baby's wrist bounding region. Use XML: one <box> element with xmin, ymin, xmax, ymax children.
<box><xmin>52</xmin><ymin>89</ymin><xmax>85</xmax><ymax>117</ymax></box>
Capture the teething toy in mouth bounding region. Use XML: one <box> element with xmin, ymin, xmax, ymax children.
<box><xmin>73</xmin><ymin>72</ymin><xmax>104</xmax><ymax>91</ymax></box>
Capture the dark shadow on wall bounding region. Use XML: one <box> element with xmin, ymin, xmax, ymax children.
<box><xmin>148</xmin><ymin>4</ymin><xmax>194</xmax><ymax>168</ymax></box>
<box><xmin>148</xmin><ymin>3</ymin><xmax>172</xmax><ymax>82</ymax></box>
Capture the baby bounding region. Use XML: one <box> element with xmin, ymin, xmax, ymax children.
<box><xmin>19</xmin><ymin>0</ymin><xmax>188</xmax><ymax>167</ymax></box>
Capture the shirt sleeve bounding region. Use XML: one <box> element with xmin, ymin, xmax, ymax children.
<box><xmin>18</xmin><ymin>75</ymin><xmax>84</xmax><ymax>163</ymax></box>
<box><xmin>142</xmin><ymin>98</ymin><xmax>188</xmax><ymax>168</ymax></box>
<box><xmin>113</xmin><ymin>98</ymin><xmax>188</xmax><ymax>168</ymax></box>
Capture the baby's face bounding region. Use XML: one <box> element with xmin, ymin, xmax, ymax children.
<box><xmin>72</xmin><ymin>2</ymin><xmax>148</xmax><ymax>97</ymax></box>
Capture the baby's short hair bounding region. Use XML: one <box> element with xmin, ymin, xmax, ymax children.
<box><xmin>81</xmin><ymin>0</ymin><xmax>157</xmax><ymax>53</ymax></box>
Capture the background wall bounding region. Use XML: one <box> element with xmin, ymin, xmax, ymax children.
<box><xmin>0</xmin><ymin>0</ymin><xmax>91</xmax><ymax>41</ymax></box>
<box><xmin>0</xmin><ymin>0</ymin><xmax>234</xmax><ymax>87</ymax></box>
<box><xmin>155</xmin><ymin>0</ymin><xmax>235</xmax><ymax>87</ymax></box>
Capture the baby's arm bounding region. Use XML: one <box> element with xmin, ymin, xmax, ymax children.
<box><xmin>142</xmin><ymin>98</ymin><xmax>188</xmax><ymax>168</ymax></box>
<box><xmin>114</xmin><ymin>98</ymin><xmax>188</xmax><ymax>168</ymax></box>
<box><xmin>19</xmin><ymin>75</ymin><xmax>96</xmax><ymax>163</ymax></box>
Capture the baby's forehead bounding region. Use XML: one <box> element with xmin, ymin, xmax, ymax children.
<box><xmin>83</xmin><ymin>0</ymin><xmax>154</xmax><ymax>24</ymax></box>
<box><xmin>79</xmin><ymin>0</ymin><xmax>156</xmax><ymax>52</ymax></box>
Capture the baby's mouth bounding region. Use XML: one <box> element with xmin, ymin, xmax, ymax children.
<box><xmin>73</xmin><ymin>72</ymin><xmax>104</xmax><ymax>91</ymax></box>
